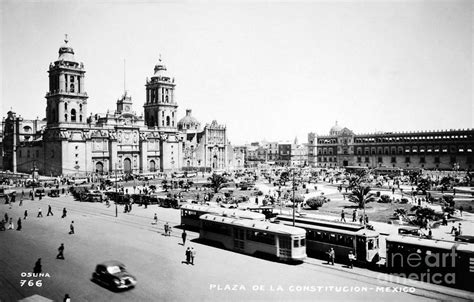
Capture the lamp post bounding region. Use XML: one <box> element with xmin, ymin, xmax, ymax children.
<box><xmin>292</xmin><ymin>168</ymin><xmax>296</xmax><ymax>226</ymax></box>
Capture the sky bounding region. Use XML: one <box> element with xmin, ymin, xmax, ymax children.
<box><xmin>1</xmin><ymin>0</ymin><xmax>472</xmax><ymax>145</ymax></box>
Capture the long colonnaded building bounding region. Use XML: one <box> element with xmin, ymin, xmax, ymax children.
<box><xmin>308</xmin><ymin>122</ymin><xmax>474</xmax><ymax>170</ymax></box>
<box><xmin>0</xmin><ymin>37</ymin><xmax>245</xmax><ymax>176</ymax></box>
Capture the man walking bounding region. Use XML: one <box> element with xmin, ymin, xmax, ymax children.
<box><xmin>57</xmin><ymin>243</ymin><xmax>65</xmax><ymax>260</ymax></box>
<box><xmin>24</xmin><ymin>210</ymin><xmax>28</xmax><ymax>220</ymax></box>
<box><xmin>7</xmin><ymin>218</ymin><xmax>14</xmax><ymax>230</ymax></box>
<box><xmin>34</xmin><ymin>258</ymin><xmax>42</xmax><ymax>274</ymax></box>
<box><xmin>152</xmin><ymin>213</ymin><xmax>158</xmax><ymax>225</ymax></box>
<box><xmin>69</xmin><ymin>221</ymin><xmax>75</xmax><ymax>235</ymax></box>
<box><xmin>352</xmin><ymin>209</ymin><xmax>357</xmax><ymax>222</ymax></box>
<box><xmin>348</xmin><ymin>250</ymin><xmax>356</xmax><ymax>269</ymax></box>
<box><xmin>341</xmin><ymin>209</ymin><xmax>346</xmax><ymax>222</ymax></box>
<box><xmin>182</xmin><ymin>229</ymin><xmax>187</xmax><ymax>245</ymax></box>
<box><xmin>47</xmin><ymin>205</ymin><xmax>54</xmax><ymax>216</ymax></box>
<box><xmin>185</xmin><ymin>247</ymin><xmax>191</xmax><ymax>264</ymax></box>
<box><xmin>62</xmin><ymin>208</ymin><xmax>67</xmax><ymax>218</ymax></box>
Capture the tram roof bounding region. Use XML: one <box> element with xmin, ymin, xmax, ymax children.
<box><xmin>181</xmin><ymin>204</ymin><xmax>265</xmax><ymax>220</ymax></box>
<box><xmin>276</xmin><ymin>220</ymin><xmax>378</xmax><ymax>237</ymax></box>
<box><xmin>386</xmin><ymin>235</ymin><xmax>458</xmax><ymax>250</ymax></box>
<box><xmin>276</xmin><ymin>215</ymin><xmax>365</xmax><ymax>232</ymax></box>
<box><xmin>200</xmin><ymin>214</ymin><xmax>306</xmax><ymax>236</ymax></box>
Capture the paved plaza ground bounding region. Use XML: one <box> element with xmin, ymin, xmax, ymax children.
<box><xmin>1</xmin><ymin>192</ymin><xmax>474</xmax><ymax>301</ymax></box>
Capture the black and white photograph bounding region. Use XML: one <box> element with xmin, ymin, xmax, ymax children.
<box><xmin>1</xmin><ymin>0</ymin><xmax>473</xmax><ymax>301</ymax></box>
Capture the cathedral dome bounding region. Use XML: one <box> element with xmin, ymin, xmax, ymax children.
<box><xmin>58</xmin><ymin>36</ymin><xmax>76</xmax><ymax>62</ymax></box>
<box><xmin>178</xmin><ymin>109</ymin><xmax>200</xmax><ymax>131</ymax></box>
<box><xmin>152</xmin><ymin>56</ymin><xmax>170</xmax><ymax>79</ymax></box>
<box><xmin>329</xmin><ymin>121</ymin><xmax>343</xmax><ymax>135</ymax></box>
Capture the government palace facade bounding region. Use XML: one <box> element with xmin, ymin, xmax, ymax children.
<box><xmin>0</xmin><ymin>38</ymin><xmax>245</xmax><ymax>176</ymax></box>
<box><xmin>308</xmin><ymin>122</ymin><xmax>474</xmax><ymax>170</ymax></box>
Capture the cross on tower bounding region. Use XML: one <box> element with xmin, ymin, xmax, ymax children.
<box><xmin>159</xmin><ymin>53</ymin><xmax>162</xmax><ymax>62</ymax></box>
<box><xmin>64</xmin><ymin>34</ymin><xmax>68</xmax><ymax>44</ymax></box>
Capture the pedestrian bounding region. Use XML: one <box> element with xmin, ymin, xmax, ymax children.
<box><xmin>341</xmin><ymin>209</ymin><xmax>346</xmax><ymax>222</ymax></box>
<box><xmin>348</xmin><ymin>250</ymin><xmax>356</xmax><ymax>269</ymax></box>
<box><xmin>428</xmin><ymin>228</ymin><xmax>432</xmax><ymax>238</ymax></box>
<box><xmin>4</xmin><ymin>213</ymin><xmax>8</xmax><ymax>223</ymax></box>
<box><xmin>352</xmin><ymin>209</ymin><xmax>357</xmax><ymax>222</ymax></box>
<box><xmin>7</xmin><ymin>218</ymin><xmax>14</xmax><ymax>230</ymax></box>
<box><xmin>458</xmin><ymin>223</ymin><xmax>462</xmax><ymax>235</ymax></box>
<box><xmin>365</xmin><ymin>215</ymin><xmax>369</xmax><ymax>224</ymax></box>
<box><xmin>185</xmin><ymin>247</ymin><xmax>191</xmax><ymax>264</ymax></box>
<box><xmin>47</xmin><ymin>205</ymin><xmax>54</xmax><ymax>216</ymax></box>
<box><xmin>33</xmin><ymin>258</ymin><xmax>42</xmax><ymax>274</ymax></box>
<box><xmin>69</xmin><ymin>221</ymin><xmax>75</xmax><ymax>234</ymax></box>
<box><xmin>459</xmin><ymin>206</ymin><xmax>463</xmax><ymax>217</ymax></box>
<box><xmin>24</xmin><ymin>210</ymin><xmax>28</xmax><ymax>220</ymax></box>
<box><xmin>57</xmin><ymin>243</ymin><xmax>65</xmax><ymax>259</ymax></box>
<box><xmin>359</xmin><ymin>215</ymin><xmax>363</xmax><ymax>224</ymax></box>
<box><xmin>17</xmin><ymin>218</ymin><xmax>22</xmax><ymax>231</ymax></box>
<box><xmin>182</xmin><ymin>229</ymin><xmax>187</xmax><ymax>245</ymax></box>
<box><xmin>61</xmin><ymin>208</ymin><xmax>67</xmax><ymax>218</ymax></box>
<box><xmin>37</xmin><ymin>208</ymin><xmax>43</xmax><ymax>218</ymax></box>
<box><xmin>191</xmin><ymin>247</ymin><xmax>196</xmax><ymax>265</ymax></box>
<box><xmin>63</xmin><ymin>294</ymin><xmax>71</xmax><ymax>302</ymax></box>
<box><xmin>450</xmin><ymin>225</ymin><xmax>457</xmax><ymax>234</ymax></box>
<box><xmin>164</xmin><ymin>223</ymin><xmax>168</xmax><ymax>235</ymax></box>
<box><xmin>152</xmin><ymin>213</ymin><xmax>158</xmax><ymax>225</ymax></box>
<box><xmin>327</xmin><ymin>248</ymin><xmax>335</xmax><ymax>265</ymax></box>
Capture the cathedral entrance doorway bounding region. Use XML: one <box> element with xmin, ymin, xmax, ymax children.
<box><xmin>212</xmin><ymin>155</ymin><xmax>218</xmax><ymax>169</ymax></box>
<box><xmin>343</xmin><ymin>160</ymin><xmax>349</xmax><ymax>167</ymax></box>
<box><xmin>149</xmin><ymin>160</ymin><xmax>156</xmax><ymax>172</ymax></box>
<box><xmin>124</xmin><ymin>158</ymin><xmax>132</xmax><ymax>174</ymax></box>
<box><xmin>95</xmin><ymin>162</ymin><xmax>104</xmax><ymax>174</ymax></box>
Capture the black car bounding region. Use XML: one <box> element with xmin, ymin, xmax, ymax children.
<box><xmin>92</xmin><ymin>261</ymin><xmax>137</xmax><ymax>290</ymax></box>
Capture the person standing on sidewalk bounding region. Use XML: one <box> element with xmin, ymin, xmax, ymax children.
<box><xmin>182</xmin><ymin>229</ymin><xmax>187</xmax><ymax>245</ymax></box>
<box><xmin>348</xmin><ymin>250</ymin><xmax>356</xmax><ymax>269</ymax></box>
<box><xmin>327</xmin><ymin>248</ymin><xmax>335</xmax><ymax>265</ymax></box>
<box><xmin>7</xmin><ymin>218</ymin><xmax>14</xmax><ymax>230</ymax></box>
<box><xmin>17</xmin><ymin>218</ymin><xmax>22</xmax><ymax>231</ymax></box>
<box><xmin>190</xmin><ymin>247</ymin><xmax>196</xmax><ymax>265</ymax></box>
<box><xmin>62</xmin><ymin>208</ymin><xmax>67</xmax><ymax>218</ymax></box>
<box><xmin>33</xmin><ymin>258</ymin><xmax>42</xmax><ymax>273</ymax></box>
<box><xmin>24</xmin><ymin>210</ymin><xmax>28</xmax><ymax>220</ymax></box>
<box><xmin>37</xmin><ymin>208</ymin><xmax>43</xmax><ymax>218</ymax></box>
<box><xmin>341</xmin><ymin>209</ymin><xmax>346</xmax><ymax>222</ymax></box>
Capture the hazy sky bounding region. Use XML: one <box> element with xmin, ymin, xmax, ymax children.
<box><xmin>1</xmin><ymin>0</ymin><xmax>472</xmax><ymax>145</ymax></box>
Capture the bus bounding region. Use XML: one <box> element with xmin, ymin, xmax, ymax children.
<box><xmin>180</xmin><ymin>204</ymin><xmax>265</xmax><ymax>229</ymax></box>
<box><xmin>199</xmin><ymin>214</ymin><xmax>307</xmax><ymax>262</ymax></box>
<box><xmin>275</xmin><ymin>215</ymin><xmax>380</xmax><ymax>265</ymax></box>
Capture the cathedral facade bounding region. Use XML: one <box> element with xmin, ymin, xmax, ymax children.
<box><xmin>0</xmin><ymin>38</ymin><xmax>244</xmax><ymax>176</ymax></box>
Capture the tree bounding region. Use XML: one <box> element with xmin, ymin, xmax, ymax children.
<box><xmin>416</xmin><ymin>178</ymin><xmax>431</xmax><ymax>194</ymax></box>
<box><xmin>306</xmin><ymin>196</ymin><xmax>329</xmax><ymax>210</ymax></box>
<box><xmin>279</xmin><ymin>171</ymin><xmax>289</xmax><ymax>186</ymax></box>
<box><xmin>409</xmin><ymin>206</ymin><xmax>442</xmax><ymax>227</ymax></box>
<box><xmin>348</xmin><ymin>186</ymin><xmax>376</xmax><ymax>209</ymax></box>
<box><xmin>207</xmin><ymin>173</ymin><xmax>227</xmax><ymax>193</ymax></box>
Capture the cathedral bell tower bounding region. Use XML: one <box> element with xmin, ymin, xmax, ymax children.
<box><xmin>45</xmin><ymin>35</ymin><xmax>88</xmax><ymax>125</ymax></box>
<box><xmin>144</xmin><ymin>55</ymin><xmax>178</xmax><ymax>133</ymax></box>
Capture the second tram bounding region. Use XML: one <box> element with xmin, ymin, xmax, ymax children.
<box><xmin>199</xmin><ymin>214</ymin><xmax>307</xmax><ymax>262</ymax></box>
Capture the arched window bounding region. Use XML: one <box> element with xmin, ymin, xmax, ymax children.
<box><xmin>71</xmin><ymin>109</ymin><xmax>76</xmax><ymax>122</ymax></box>
<box><xmin>166</xmin><ymin>116</ymin><xmax>170</xmax><ymax>126</ymax></box>
<box><xmin>165</xmin><ymin>96</ymin><xmax>169</xmax><ymax>102</ymax></box>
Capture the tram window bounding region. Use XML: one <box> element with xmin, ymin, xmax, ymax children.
<box><xmin>368</xmin><ymin>239</ymin><xmax>376</xmax><ymax>250</ymax></box>
<box><xmin>300</xmin><ymin>238</ymin><xmax>306</xmax><ymax>247</ymax></box>
<box><xmin>247</xmin><ymin>230</ymin><xmax>275</xmax><ymax>245</ymax></box>
<box><xmin>294</xmin><ymin>239</ymin><xmax>300</xmax><ymax>248</ymax></box>
<box><xmin>279</xmin><ymin>237</ymin><xmax>291</xmax><ymax>249</ymax></box>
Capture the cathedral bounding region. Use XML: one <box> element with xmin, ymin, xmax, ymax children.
<box><xmin>0</xmin><ymin>37</ymin><xmax>244</xmax><ymax>176</ymax></box>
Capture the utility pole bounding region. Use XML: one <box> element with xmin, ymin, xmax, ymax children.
<box><xmin>292</xmin><ymin>168</ymin><xmax>295</xmax><ymax>227</ymax></box>
<box><xmin>115</xmin><ymin>163</ymin><xmax>118</xmax><ymax>217</ymax></box>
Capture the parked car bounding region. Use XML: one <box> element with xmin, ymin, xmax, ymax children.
<box><xmin>35</xmin><ymin>188</ymin><xmax>46</xmax><ymax>197</ymax></box>
<box><xmin>91</xmin><ymin>261</ymin><xmax>137</xmax><ymax>291</ymax></box>
<box><xmin>48</xmin><ymin>189</ymin><xmax>60</xmax><ymax>197</ymax></box>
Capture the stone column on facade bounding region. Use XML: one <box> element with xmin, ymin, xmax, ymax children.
<box><xmin>109</xmin><ymin>139</ymin><xmax>118</xmax><ymax>174</ymax></box>
<box><xmin>80</xmin><ymin>75</ymin><xmax>85</xmax><ymax>93</ymax></box>
<box><xmin>139</xmin><ymin>138</ymin><xmax>148</xmax><ymax>173</ymax></box>
<box><xmin>85</xmin><ymin>138</ymin><xmax>93</xmax><ymax>176</ymax></box>
<box><xmin>59</xmin><ymin>73</ymin><xmax>65</xmax><ymax>93</ymax></box>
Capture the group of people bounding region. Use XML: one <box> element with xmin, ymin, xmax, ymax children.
<box><xmin>327</xmin><ymin>247</ymin><xmax>356</xmax><ymax>269</ymax></box>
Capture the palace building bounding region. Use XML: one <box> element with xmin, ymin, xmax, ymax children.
<box><xmin>0</xmin><ymin>38</ymin><xmax>244</xmax><ymax>176</ymax></box>
<box><xmin>308</xmin><ymin>122</ymin><xmax>474</xmax><ymax>170</ymax></box>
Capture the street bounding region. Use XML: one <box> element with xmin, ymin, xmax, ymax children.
<box><xmin>1</xmin><ymin>195</ymin><xmax>473</xmax><ymax>301</ymax></box>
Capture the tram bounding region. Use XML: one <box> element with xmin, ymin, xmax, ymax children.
<box><xmin>385</xmin><ymin>235</ymin><xmax>474</xmax><ymax>290</ymax></box>
<box><xmin>199</xmin><ymin>214</ymin><xmax>307</xmax><ymax>262</ymax></box>
<box><xmin>180</xmin><ymin>204</ymin><xmax>265</xmax><ymax>229</ymax></box>
<box><xmin>275</xmin><ymin>215</ymin><xmax>380</xmax><ymax>265</ymax></box>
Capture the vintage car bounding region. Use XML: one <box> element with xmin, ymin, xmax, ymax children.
<box><xmin>92</xmin><ymin>261</ymin><xmax>137</xmax><ymax>290</ymax></box>
<box><xmin>48</xmin><ymin>189</ymin><xmax>61</xmax><ymax>197</ymax></box>
<box><xmin>34</xmin><ymin>188</ymin><xmax>46</xmax><ymax>197</ymax></box>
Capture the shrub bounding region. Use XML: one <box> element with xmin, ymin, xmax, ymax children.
<box><xmin>400</xmin><ymin>198</ymin><xmax>409</xmax><ymax>204</ymax></box>
<box><xmin>442</xmin><ymin>195</ymin><xmax>455</xmax><ymax>207</ymax></box>
<box><xmin>256</xmin><ymin>190</ymin><xmax>264</xmax><ymax>196</ymax></box>
<box><xmin>306</xmin><ymin>196</ymin><xmax>328</xmax><ymax>210</ymax></box>
<box><xmin>378</xmin><ymin>194</ymin><xmax>391</xmax><ymax>203</ymax></box>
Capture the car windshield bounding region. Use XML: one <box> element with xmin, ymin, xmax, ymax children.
<box><xmin>106</xmin><ymin>265</ymin><xmax>123</xmax><ymax>274</ymax></box>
